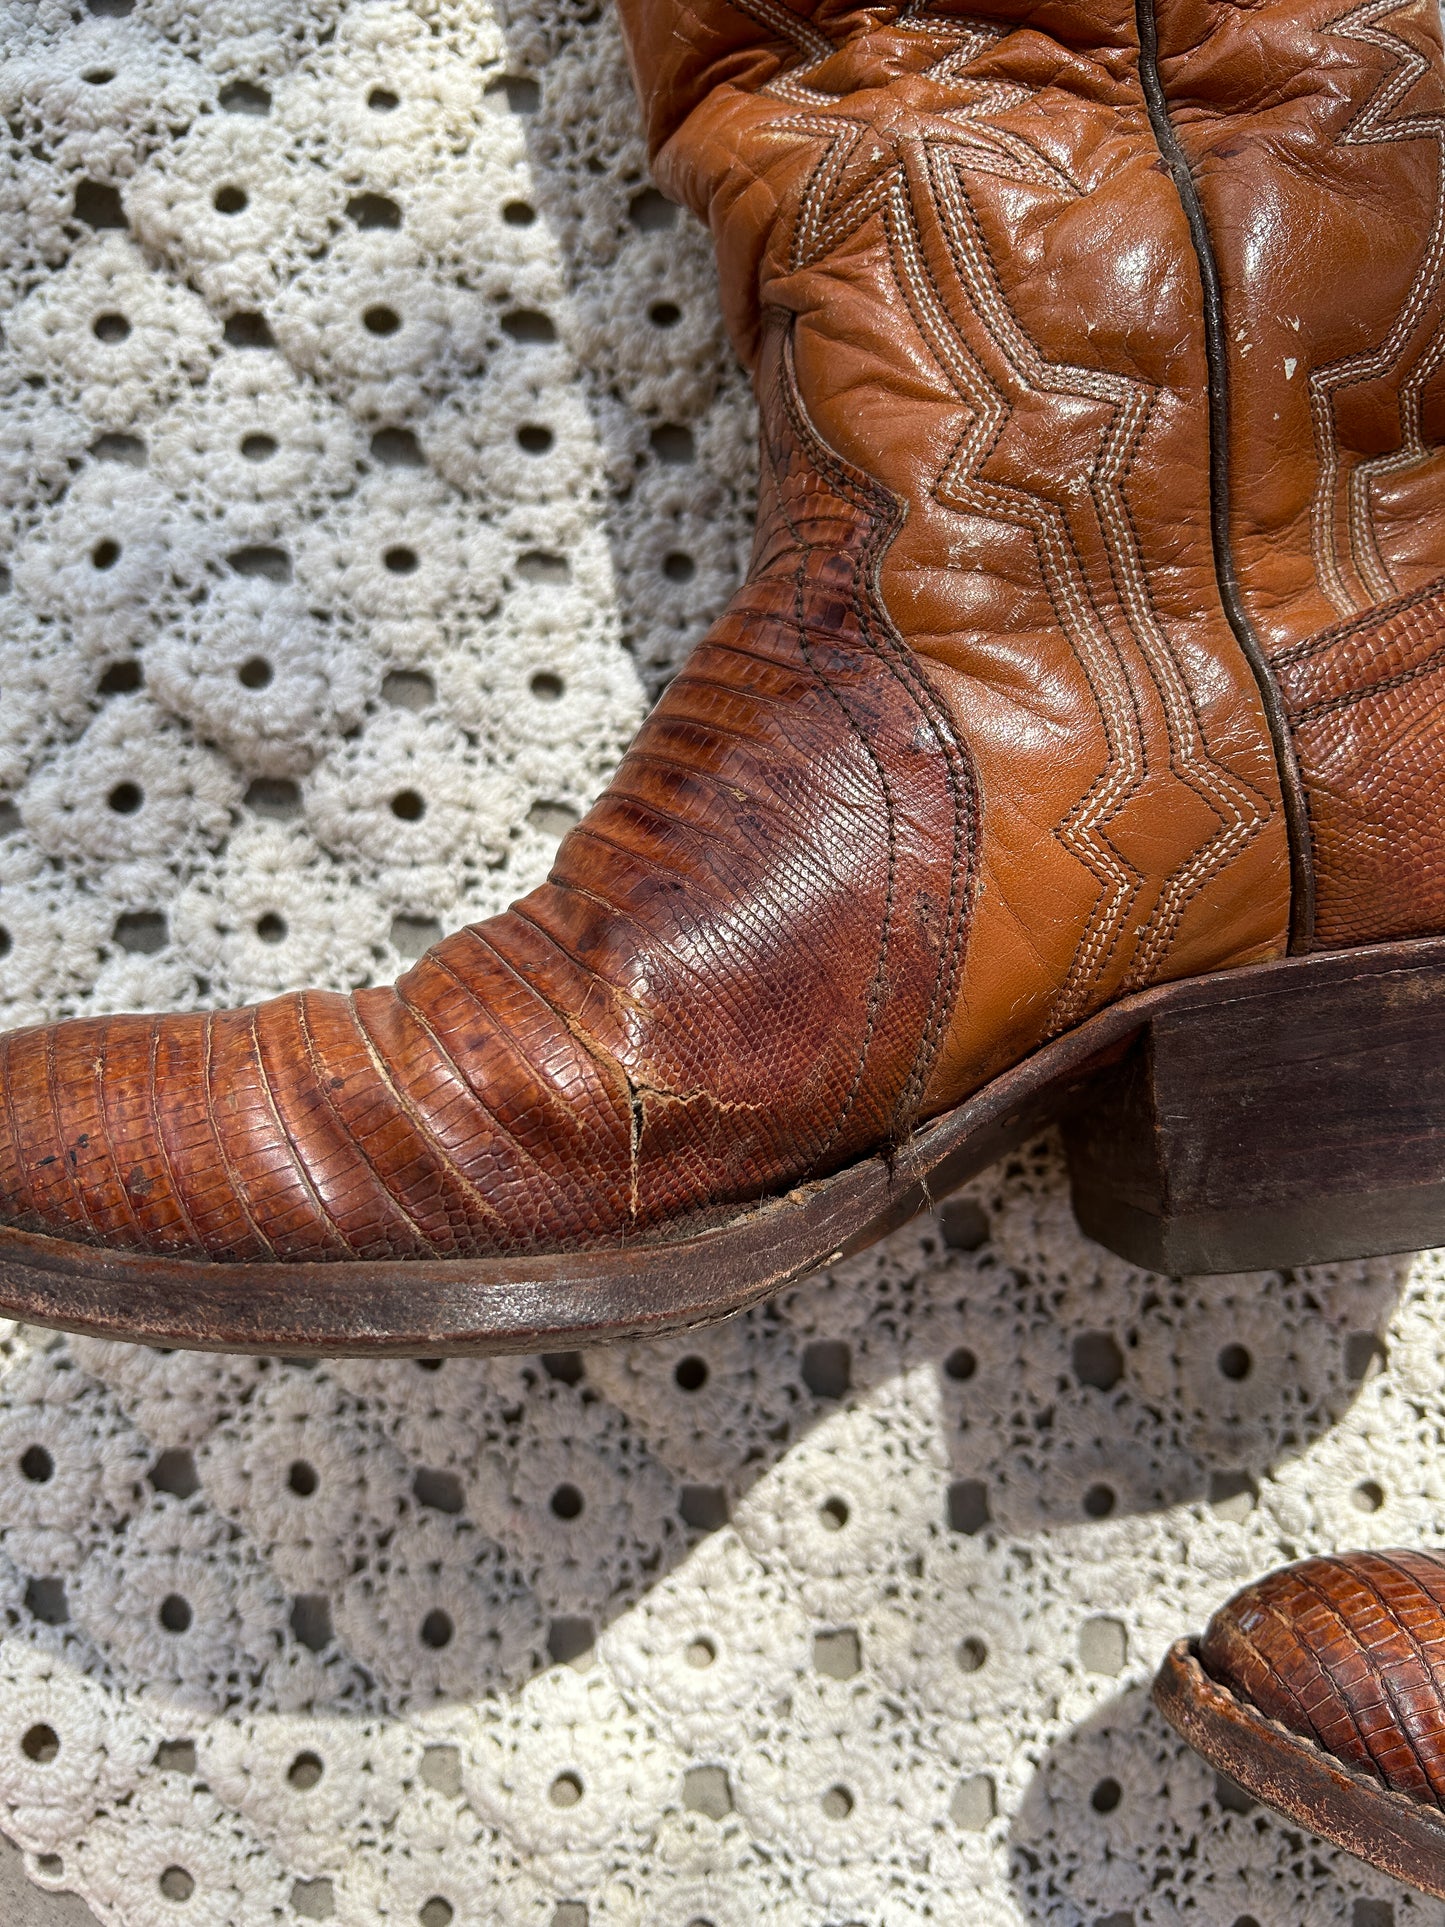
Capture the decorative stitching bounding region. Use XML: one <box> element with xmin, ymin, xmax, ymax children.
<box><xmin>1310</xmin><ymin>0</ymin><xmax>1445</xmax><ymax>612</ymax></box>
<box><xmin>768</xmin><ymin>91</ymin><xmax>1271</xmax><ymax>1027</ymax></box>
<box><xmin>727</xmin><ymin>0</ymin><xmax>834</xmax><ymax>66</ymax></box>
<box><xmin>774</xmin><ymin>339</ymin><xmax>978</xmax><ymax>1139</ymax></box>
<box><xmin>765</xmin><ymin>342</ymin><xmax>907</xmax><ymax>1155</ymax></box>
<box><xmin>1276</xmin><ymin>564</ymin><xmax>1445</xmax><ymax>663</ymax></box>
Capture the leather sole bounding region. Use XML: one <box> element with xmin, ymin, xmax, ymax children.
<box><xmin>0</xmin><ymin>934</ymin><xmax>1441</xmax><ymax>1356</ymax></box>
<box><xmin>1153</xmin><ymin>1636</ymin><xmax>1445</xmax><ymax>1900</ymax></box>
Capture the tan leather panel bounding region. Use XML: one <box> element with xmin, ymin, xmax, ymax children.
<box><xmin>1155</xmin><ymin>0</ymin><xmax>1445</xmax><ymax>948</ymax></box>
<box><xmin>1156</xmin><ymin>0</ymin><xmax>1445</xmax><ymax>641</ymax></box>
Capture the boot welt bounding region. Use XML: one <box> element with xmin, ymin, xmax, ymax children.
<box><xmin>1153</xmin><ymin>1635</ymin><xmax>1445</xmax><ymax>1900</ymax></box>
<box><xmin>0</xmin><ymin>933</ymin><xmax>1441</xmax><ymax>1357</ymax></box>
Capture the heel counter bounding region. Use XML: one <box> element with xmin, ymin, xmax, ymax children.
<box><xmin>1275</xmin><ymin>574</ymin><xmax>1445</xmax><ymax>949</ymax></box>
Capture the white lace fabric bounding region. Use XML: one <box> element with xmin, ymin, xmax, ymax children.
<box><xmin>0</xmin><ymin>3</ymin><xmax>1440</xmax><ymax>1923</ymax></box>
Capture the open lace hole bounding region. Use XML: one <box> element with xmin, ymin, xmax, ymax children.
<box><xmin>238</xmin><ymin>655</ymin><xmax>273</xmax><ymax>689</ymax></box>
<box><xmin>92</xmin><ymin>311</ymin><xmax>130</xmax><ymax>343</ymax></box>
<box><xmin>347</xmin><ymin>192</ymin><xmax>402</xmax><ymax>230</ymax></box>
<box><xmin>650</xmin><ymin>423</ymin><xmax>694</xmax><ymax>464</ymax></box>
<box><xmin>20</xmin><ymin>1444</ymin><xmax>53</xmax><ymax>1483</ymax></box>
<box><xmin>240</xmin><ymin>433</ymin><xmax>277</xmax><ymax>462</ymax></box>
<box><xmin>371</xmin><ymin>427</ymin><xmax>424</xmax><ymax>468</ymax></box>
<box><xmin>107</xmin><ymin>781</ymin><xmax>142</xmax><ymax>815</ymax></box>
<box><xmin>420</xmin><ymin>1609</ymin><xmax>453</xmax><ymax>1650</ymax></box>
<box><xmin>158</xmin><ymin>1594</ymin><xmax>192</xmax><ymax>1634</ymax></box>
<box><xmin>629</xmin><ymin>187</ymin><xmax>676</xmax><ymax>231</ymax></box>
<box><xmin>286</xmin><ymin>1459</ymin><xmax>317</xmax><ymax>1497</ymax></box>
<box><xmin>219</xmin><ymin>81</ymin><xmax>270</xmax><ymax>114</ymax></box>
<box><xmin>287</xmin><ymin>1750</ymin><xmax>324</xmax><ymax>1790</ymax></box>
<box><xmin>500</xmin><ymin>308</ymin><xmax>556</xmax><ymax>345</ymax></box>
<box><xmin>22</xmin><ymin>1723</ymin><xmax>59</xmax><ymax>1763</ymax></box>
<box><xmin>114</xmin><ymin>911</ymin><xmax>166</xmax><ymax>955</ymax></box>
<box><xmin>390</xmin><ymin>789</ymin><xmax>425</xmax><ymax>822</ymax></box>
<box><xmin>549</xmin><ymin>1482</ymin><xmax>584</xmax><ymax>1521</ymax></box>
<box><xmin>98</xmin><ymin>659</ymin><xmax>141</xmax><ymax>695</ymax></box>
<box><xmin>548</xmin><ymin>1771</ymin><xmax>583</xmax><ymax>1808</ymax></box>
<box><xmin>381</xmin><ymin>670</ymin><xmax>434</xmax><ymax>710</ymax></box>
<box><xmin>158</xmin><ymin>1866</ymin><xmax>194</xmax><ymax>1903</ymax></box>
<box><xmin>363</xmin><ymin>304</ymin><xmax>401</xmax><ymax>337</ymax></box>
<box><xmin>224</xmin><ymin>312</ymin><xmax>274</xmax><ymax>349</ymax></box>
<box><xmin>213</xmin><ymin>185</ymin><xmax>247</xmax><ymax>215</ymax></box>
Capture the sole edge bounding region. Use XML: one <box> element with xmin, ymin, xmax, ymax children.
<box><xmin>1153</xmin><ymin>1638</ymin><xmax>1445</xmax><ymax>1901</ymax></box>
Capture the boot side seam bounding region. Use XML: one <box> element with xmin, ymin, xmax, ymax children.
<box><xmin>1132</xmin><ymin>0</ymin><xmax>1318</xmax><ymax>951</ymax></box>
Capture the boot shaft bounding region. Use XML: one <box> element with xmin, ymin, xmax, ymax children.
<box><xmin>1152</xmin><ymin>0</ymin><xmax>1445</xmax><ymax>946</ymax></box>
<box><xmin>615</xmin><ymin>0</ymin><xmax>1445</xmax><ymax>958</ymax></box>
<box><xmin>617</xmin><ymin>0</ymin><xmax>1294</xmax><ymax>1096</ymax></box>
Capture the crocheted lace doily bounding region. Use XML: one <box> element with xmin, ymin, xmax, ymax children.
<box><xmin>1</xmin><ymin>3</ymin><xmax>1441</xmax><ymax>1923</ymax></box>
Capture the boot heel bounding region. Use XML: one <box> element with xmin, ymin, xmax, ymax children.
<box><xmin>1062</xmin><ymin>936</ymin><xmax>1445</xmax><ymax>1274</ymax></box>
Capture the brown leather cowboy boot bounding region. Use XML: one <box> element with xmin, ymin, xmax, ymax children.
<box><xmin>1155</xmin><ymin>1549</ymin><xmax>1445</xmax><ymax>1899</ymax></box>
<box><xmin>0</xmin><ymin>0</ymin><xmax>1443</xmax><ymax>1353</ymax></box>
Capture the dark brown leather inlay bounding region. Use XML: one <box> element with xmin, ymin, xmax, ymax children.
<box><xmin>1276</xmin><ymin>574</ymin><xmax>1445</xmax><ymax>947</ymax></box>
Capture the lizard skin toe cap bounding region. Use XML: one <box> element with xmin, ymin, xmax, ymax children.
<box><xmin>1200</xmin><ymin>1549</ymin><xmax>1445</xmax><ymax>1809</ymax></box>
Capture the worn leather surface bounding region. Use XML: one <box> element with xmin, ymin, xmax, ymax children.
<box><xmin>1200</xmin><ymin>1549</ymin><xmax>1445</xmax><ymax>1808</ymax></box>
<box><xmin>16</xmin><ymin>0</ymin><xmax>1431</xmax><ymax>1265</ymax></box>
<box><xmin>1155</xmin><ymin>0</ymin><xmax>1445</xmax><ymax>946</ymax></box>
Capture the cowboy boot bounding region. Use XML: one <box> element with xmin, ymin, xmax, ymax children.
<box><xmin>0</xmin><ymin>0</ymin><xmax>1436</xmax><ymax>1354</ymax></box>
<box><xmin>1155</xmin><ymin>1549</ymin><xmax>1445</xmax><ymax>1899</ymax></box>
